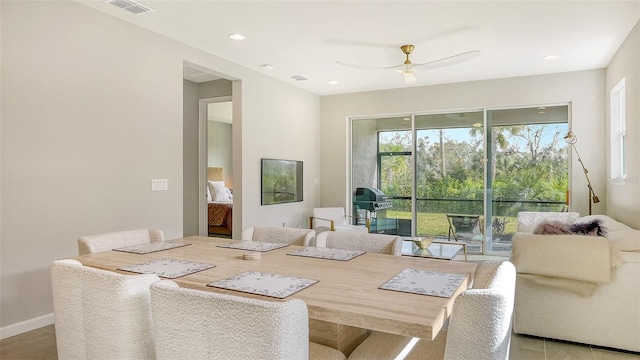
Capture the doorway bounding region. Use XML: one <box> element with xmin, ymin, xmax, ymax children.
<box><xmin>182</xmin><ymin>62</ymin><xmax>235</xmax><ymax>237</ymax></box>
<box><xmin>200</xmin><ymin>97</ymin><xmax>234</xmax><ymax>237</ymax></box>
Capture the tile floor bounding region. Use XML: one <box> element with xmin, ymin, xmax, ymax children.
<box><xmin>1</xmin><ymin>324</ymin><xmax>639</xmax><ymax>360</ymax></box>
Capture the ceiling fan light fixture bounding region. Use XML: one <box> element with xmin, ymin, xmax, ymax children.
<box><xmin>336</xmin><ymin>44</ymin><xmax>479</xmax><ymax>86</ymax></box>
<box><xmin>402</xmin><ymin>70</ymin><xmax>417</xmax><ymax>85</ymax></box>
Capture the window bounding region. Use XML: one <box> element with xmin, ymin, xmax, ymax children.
<box><xmin>610</xmin><ymin>78</ymin><xmax>626</xmax><ymax>181</ymax></box>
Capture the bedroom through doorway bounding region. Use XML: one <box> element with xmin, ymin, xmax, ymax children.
<box><xmin>204</xmin><ymin>98</ymin><xmax>234</xmax><ymax>238</ymax></box>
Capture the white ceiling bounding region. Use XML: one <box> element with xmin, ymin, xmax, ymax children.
<box><xmin>79</xmin><ymin>1</ymin><xmax>639</xmax><ymax>96</ymax></box>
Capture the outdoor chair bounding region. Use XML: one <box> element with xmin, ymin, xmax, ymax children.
<box><xmin>310</xmin><ymin>207</ymin><xmax>369</xmax><ymax>233</ymax></box>
<box><xmin>446</xmin><ymin>214</ymin><xmax>483</xmax><ymax>242</ymax></box>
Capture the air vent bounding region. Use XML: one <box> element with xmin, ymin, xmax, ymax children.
<box><xmin>107</xmin><ymin>0</ymin><xmax>153</xmax><ymax>15</ymax></box>
<box><xmin>289</xmin><ymin>74</ymin><xmax>310</xmax><ymax>81</ymax></box>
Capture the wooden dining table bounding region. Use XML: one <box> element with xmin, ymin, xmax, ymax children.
<box><xmin>73</xmin><ymin>236</ymin><xmax>477</xmax><ymax>356</ymax></box>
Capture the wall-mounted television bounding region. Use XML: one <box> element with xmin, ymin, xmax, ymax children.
<box><xmin>261</xmin><ymin>158</ymin><xmax>303</xmax><ymax>205</ymax></box>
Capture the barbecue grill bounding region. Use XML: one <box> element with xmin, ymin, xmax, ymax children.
<box><xmin>353</xmin><ymin>187</ymin><xmax>392</xmax><ymax>212</ymax></box>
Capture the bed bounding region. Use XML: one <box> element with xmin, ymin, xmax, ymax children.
<box><xmin>207</xmin><ymin>167</ymin><xmax>233</xmax><ymax>237</ymax></box>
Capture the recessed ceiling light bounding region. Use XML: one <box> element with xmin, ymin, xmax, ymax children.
<box><xmin>328</xmin><ymin>80</ymin><xmax>339</xmax><ymax>85</ymax></box>
<box><xmin>290</xmin><ymin>74</ymin><xmax>310</xmax><ymax>81</ymax></box>
<box><xmin>228</xmin><ymin>33</ymin><xmax>245</xmax><ymax>40</ymax></box>
<box><xmin>544</xmin><ymin>54</ymin><xmax>559</xmax><ymax>60</ymax></box>
<box><xmin>260</xmin><ymin>64</ymin><xmax>274</xmax><ymax>70</ymax></box>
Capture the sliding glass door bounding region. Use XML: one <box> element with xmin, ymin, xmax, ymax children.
<box><xmin>414</xmin><ymin>111</ymin><xmax>485</xmax><ymax>251</ymax></box>
<box><xmin>485</xmin><ymin>106</ymin><xmax>569</xmax><ymax>254</ymax></box>
<box><xmin>350</xmin><ymin>105</ymin><xmax>569</xmax><ymax>255</ymax></box>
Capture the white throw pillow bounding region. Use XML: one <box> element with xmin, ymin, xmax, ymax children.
<box><xmin>208</xmin><ymin>181</ymin><xmax>232</xmax><ymax>202</ymax></box>
<box><xmin>206</xmin><ymin>185</ymin><xmax>212</xmax><ymax>202</ymax></box>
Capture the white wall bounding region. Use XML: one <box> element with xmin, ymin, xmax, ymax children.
<box><xmin>320</xmin><ymin>70</ymin><xmax>606</xmax><ymax>217</ymax></box>
<box><xmin>183</xmin><ymin>80</ymin><xmax>200</xmax><ymax>236</ymax></box>
<box><xmin>606</xmin><ymin>21</ymin><xmax>640</xmax><ymax>228</ymax></box>
<box><xmin>240</xmin><ymin>76</ymin><xmax>321</xmax><ymax>230</ymax></box>
<box><xmin>0</xmin><ymin>1</ymin><xmax>321</xmax><ymax>334</ymax></box>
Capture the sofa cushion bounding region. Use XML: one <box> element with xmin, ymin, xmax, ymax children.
<box><xmin>607</xmin><ymin>229</ymin><xmax>640</xmax><ymax>252</ymax></box>
<box><xmin>579</xmin><ymin>215</ymin><xmax>632</xmax><ymax>232</ymax></box>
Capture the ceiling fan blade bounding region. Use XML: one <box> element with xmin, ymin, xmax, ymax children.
<box><xmin>410</xmin><ymin>50</ymin><xmax>481</xmax><ymax>71</ymax></box>
<box><xmin>336</xmin><ymin>60</ymin><xmax>401</xmax><ymax>71</ymax></box>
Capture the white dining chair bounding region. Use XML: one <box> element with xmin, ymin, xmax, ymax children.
<box><xmin>77</xmin><ymin>228</ymin><xmax>164</xmax><ymax>255</ymax></box>
<box><xmin>241</xmin><ymin>226</ymin><xmax>315</xmax><ymax>246</ymax></box>
<box><xmin>150</xmin><ymin>280</ymin><xmax>346</xmax><ymax>360</ymax></box>
<box><xmin>314</xmin><ymin>231</ymin><xmax>403</xmax><ymax>256</ymax></box>
<box><xmin>347</xmin><ymin>261</ymin><xmax>516</xmax><ymax>360</ymax></box>
<box><xmin>50</xmin><ymin>259</ymin><xmax>159</xmax><ymax>360</ymax></box>
<box><xmin>309</xmin><ymin>207</ymin><xmax>369</xmax><ymax>233</ymax></box>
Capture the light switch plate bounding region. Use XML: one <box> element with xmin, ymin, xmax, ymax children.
<box><xmin>151</xmin><ymin>179</ymin><xmax>168</xmax><ymax>191</ymax></box>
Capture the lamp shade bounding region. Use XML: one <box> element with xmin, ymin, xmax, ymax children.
<box><xmin>564</xmin><ymin>131</ymin><xmax>577</xmax><ymax>144</ymax></box>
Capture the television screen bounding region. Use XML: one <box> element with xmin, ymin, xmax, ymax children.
<box><xmin>261</xmin><ymin>159</ymin><xmax>303</xmax><ymax>205</ymax></box>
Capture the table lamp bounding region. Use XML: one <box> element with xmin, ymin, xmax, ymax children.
<box><xmin>564</xmin><ymin>131</ymin><xmax>599</xmax><ymax>215</ymax></box>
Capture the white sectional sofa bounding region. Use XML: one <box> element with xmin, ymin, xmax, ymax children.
<box><xmin>511</xmin><ymin>213</ymin><xmax>640</xmax><ymax>352</ymax></box>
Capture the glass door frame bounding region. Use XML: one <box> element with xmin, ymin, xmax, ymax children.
<box><xmin>349</xmin><ymin>103</ymin><xmax>570</xmax><ymax>255</ymax></box>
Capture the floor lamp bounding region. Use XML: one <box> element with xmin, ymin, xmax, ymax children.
<box><xmin>564</xmin><ymin>131</ymin><xmax>599</xmax><ymax>215</ymax></box>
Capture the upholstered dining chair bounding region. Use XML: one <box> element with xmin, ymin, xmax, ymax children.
<box><xmin>50</xmin><ymin>259</ymin><xmax>159</xmax><ymax>360</ymax></box>
<box><xmin>241</xmin><ymin>226</ymin><xmax>315</xmax><ymax>246</ymax></box>
<box><xmin>314</xmin><ymin>231</ymin><xmax>403</xmax><ymax>256</ymax></box>
<box><xmin>150</xmin><ymin>280</ymin><xmax>346</xmax><ymax>360</ymax></box>
<box><xmin>347</xmin><ymin>261</ymin><xmax>516</xmax><ymax>360</ymax></box>
<box><xmin>310</xmin><ymin>207</ymin><xmax>369</xmax><ymax>233</ymax></box>
<box><xmin>78</xmin><ymin>228</ymin><xmax>164</xmax><ymax>255</ymax></box>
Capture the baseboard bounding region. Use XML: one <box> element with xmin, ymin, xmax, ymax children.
<box><xmin>0</xmin><ymin>313</ymin><xmax>54</xmax><ymax>340</ymax></box>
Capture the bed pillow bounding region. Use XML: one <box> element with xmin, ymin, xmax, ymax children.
<box><xmin>206</xmin><ymin>185</ymin><xmax>212</xmax><ymax>202</ymax></box>
<box><xmin>208</xmin><ymin>181</ymin><xmax>232</xmax><ymax>202</ymax></box>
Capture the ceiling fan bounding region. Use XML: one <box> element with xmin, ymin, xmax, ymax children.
<box><xmin>336</xmin><ymin>45</ymin><xmax>481</xmax><ymax>85</ymax></box>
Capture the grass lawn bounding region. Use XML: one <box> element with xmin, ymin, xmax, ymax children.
<box><xmin>385</xmin><ymin>210</ymin><xmax>518</xmax><ymax>237</ymax></box>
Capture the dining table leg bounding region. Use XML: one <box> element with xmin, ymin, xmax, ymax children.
<box><xmin>309</xmin><ymin>319</ymin><xmax>369</xmax><ymax>357</ymax></box>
